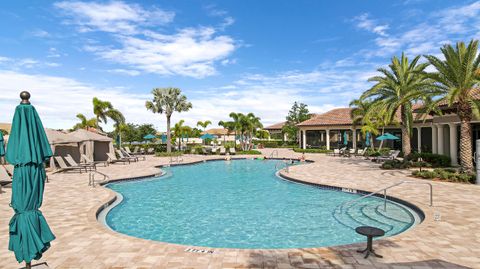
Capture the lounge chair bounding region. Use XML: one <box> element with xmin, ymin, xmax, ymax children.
<box><xmin>220</xmin><ymin>147</ymin><xmax>226</xmax><ymax>155</ymax></box>
<box><xmin>355</xmin><ymin>147</ymin><xmax>367</xmax><ymax>157</ymax></box>
<box><xmin>0</xmin><ymin>165</ymin><xmax>12</xmax><ymax>193</ymax></box>
<box><xmin>116</xmin><ymin>150</ymin><xmax>138</xmax><ymax>162</ymax></box>
<box><xmin>327</xmin><ymin>148</ymin><xmax>341</xmax><ymax>157</ymax></box>
<box><xmin>375</xmin><ymin>150</ymin><xmax>400</xmax><ymax>162</ymax></box>
<box><xmin>127</xmin><ymin>146</ymin><xmax>145</xmax><ymax>157</ymax></box>
<box><xmin>106</xmin><ymin>152</ymin><xmax>130</xmax><ymax>165</ymax></box>
<box><xmin>65</xmin><ymin>154</ymin><xmax>96</xmax><ymax>171</ymax></box>
<box><xmin>146</xmin><ymin>148</ymin><xmax>154</xmax><ymax>155</ymax></box>
<box><xmin>54</xmin><ymin>156</ymin><xmax>87</xmax><ymax>173</ymax></box>
<box><xmin>122</xmin><ymin>148</ymin><xmax>145</xmax><ymax>161</ymax></box>
<box><xmin>201</xmin><ymin>147</ymin><xmax>208</xmax><ymax>155</ymax></box>
<box><xmin>229</xmin><ymin>147</ymin><xmax>236</xmax><ymax>155</ymax></box>
<box><xmin>81</xmin><ymin>154</ymin><xmax>108</xmax><ymax>167</ymax></box>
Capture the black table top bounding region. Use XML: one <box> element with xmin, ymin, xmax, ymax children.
<box><xmin>355</xmin><ymin>226</ymin><xmax>385</xmax><ymax>237</ymax></box>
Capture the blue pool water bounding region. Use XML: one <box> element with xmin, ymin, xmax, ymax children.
<box><xmin>106</xmin><ymin>159</ymin><xmax>419</xmax><ymax>249</ymax></box>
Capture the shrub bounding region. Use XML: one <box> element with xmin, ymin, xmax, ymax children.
<box><xmin>366</xmin><ymin>148</ymin><xmax>391</xmax><ymax>157</ymax></box>
<box><xmin>237</xmin><ymin>150</ymin><xmax>262</xmax><ymax>155</ymax></box>
<box><xmin>406</xmin><ymin>152</ymin><xmax>451</xmax><ymax>167</ymax></box>
<box><xmin>293</xmin><ymin>148</ymin><xmax>332</xmax><ymax>154</ymax></box>
<box><xmin>155</xmin><ymin>152</ymin><xmax>183</xmax><ymax>157</ymax></box>
<box><xmin>412</xmin><ymin>168</ymin><xmax>475</xmax><ymax>183</ymax></box>
<box><xmin>381</xmin><ymin>160</ymin><xmax>411</xmax><ymax>169</ymax></box>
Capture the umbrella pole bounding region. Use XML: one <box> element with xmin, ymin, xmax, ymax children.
<box><xmin>26</xmin><ymin>262</ymin><xmax>31</xmax><ymax>269</ymax></box>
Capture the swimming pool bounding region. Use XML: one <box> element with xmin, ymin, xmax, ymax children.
<box><xmin>104</xmin><ymin>159</ymin><xmax>420</xmax><ymax>249</ymax></box>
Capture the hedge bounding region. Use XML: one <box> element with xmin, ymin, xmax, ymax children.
<box><xmin>293</xmin><ymin>148</ymin><xmax>332</xmax><ymax>154</ymax></box>
<box><xmin>405</xmin><ymin>152</ymin><xmax>451</xmax><ymax>168</ymax></box>
<box><xmin>412</xmin><ymin>168</ymin><xmax>475</xmax><ymax>183</ymax></box>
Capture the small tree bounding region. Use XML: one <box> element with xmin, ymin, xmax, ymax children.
<box><xmin>145</xmin><ymin>88</ymin><xmax>192</xmax><ymax>153</ymax></box>
<box><xmin>282</xmin><ymin>102</ymin><xmax>310</xmax><ymax>142</ymax></box>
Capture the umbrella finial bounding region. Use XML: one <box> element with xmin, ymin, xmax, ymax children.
<box><xmin>20</xmin><ymin>91</ymin><xmax>31</xmax><ymax>104</ymax></box>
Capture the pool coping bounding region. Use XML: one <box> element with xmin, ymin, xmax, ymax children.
<box><xmin>93</xmin><ymin>157</ymin><xmax>425</xmax><ymax>251</ymax></box>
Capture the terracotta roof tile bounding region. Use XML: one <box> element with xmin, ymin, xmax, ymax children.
<box><xmin>264</xmin><ymin>121</ymin><xmax>286</xmax><ymax>130</ymax></box>
<box><xmin>297</xmin><ymin>108</ymin><xmax>353</xmax><ymax>126</ymax></box>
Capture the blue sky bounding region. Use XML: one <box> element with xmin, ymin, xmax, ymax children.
<box><xmin>0</xmin><ymin>0</ymin><xmax>479</xmax><ymax>131</ymax></box>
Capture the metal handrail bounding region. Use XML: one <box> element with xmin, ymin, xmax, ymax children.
<box><xmin>88</xmin><ymin>171</ymin><xmax>110</xmax><ymax>187</ymax></box>
<box><xmin>269</xmin><ymin>150</ymin><xmax>279</xmax><ymax>158</ymax></box>
<box><xmin>275</xmin><ymin>160</ymin><xmax>290</xmax><ymax>173</ymax></box>
<box><xmin>169</xmin><ymin>155</ymin><xmax>184</xmax><ymax>163</ymax></box>
<box><xmin>338</xmin><ymin>180</ymin><xmax>433</xmax><ymax>212</ymax></box>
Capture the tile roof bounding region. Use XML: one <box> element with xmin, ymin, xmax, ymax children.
<box><xmin>297</xmin><ymin>108</ymin><xmax>353</xmax><ymax>126</ymax></box>
<box><xmin>264</xmin><ymin>121</ymin><xmax>286</xmax><ymax>130</ymax></box>
<box><xmin>202</xmin><ymin>128</ymin><xmax>234</xmax><ymax>135</ymax></box>
<box><xmin>436</xmin><ymin>88</ymin><xmax>480</xmax><ymax>107</ymax></box>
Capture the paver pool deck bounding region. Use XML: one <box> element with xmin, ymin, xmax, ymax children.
<box><xmin>0</xmin><ymin>148</ymin><xmax>479</xmax><ymax>269</ymax></box>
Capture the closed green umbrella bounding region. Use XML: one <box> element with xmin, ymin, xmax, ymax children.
<box><xmin>0</xmin><ymin>130</ymin><xmax>5</xmax><ymax>157</ymax></box>
<box><xmin>6</xmin><ymin>92</ymin><xmax>55</xmax><ymax>268</ymax></box>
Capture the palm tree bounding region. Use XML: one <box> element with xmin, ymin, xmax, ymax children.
<box><xmin>228</xmin><ymin>112</ymin><xmax>241</xmax><ymax>148</ymax></box>
<box><xmin>350</xmin><ymin>98</ymin><xmax>375</xmax><ymax>149</ymax></box>
<box><xmin>236</xmin><ymin>113</ymin><xmax>263</xmax><ymax>150</ymax></box>
<box><xmin>172</xmin><ymin>120</ymin><xmax>192</xmax><ymax>150</ymax></box>
<box><xmin>361</xmin><ymin>53</ymin><xmax>435</xmax><ymax>155</ymax></box>
<box><xmin>92</xmin><ymin>97</ymin><xmax>113</xmax><ymax>129</ymax></box>
<box><xmin>106</xmin><ymin>108</ymin><xmax>126</xmax><ymax>147</ymax></box>
<box><xmin>145</xmin><ymin>87</ymin><xmax>192</xmax><ymax>153</ymax></box>
<box><xmin>425</xmin><ymin>40</ymin><xmax>480</xmax><ymax>171</ymax></box>
<box><xmin>218</xmin><ymin>120</ymin><xmax>235</xmax><ymax>145</ymax></box>
<box><xmin>72</xmin><ymin>113</ymin><xmax>97</xmax><ymax>130</ymax></box>
<box><xmin>196</xmin><ymin>120</ymin><xmax>212</xmax><ymax>132</ymax></box>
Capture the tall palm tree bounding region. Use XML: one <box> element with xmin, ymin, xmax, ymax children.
<box><xmin>196</xmin><ymin>120</ymin><xmax>212</xmax><ymax>132</ymax></box>
<box><xmin>425</xmin><ymin>40</ymin><xmax>480</xmax><ymax>171</ymax></box>
<box><xmin>350</xmin><ymin>98</ymin><xmax>375</xmax><ymax>149</ymax></box>
<box><xmin>92</xmin><ymin>97</ymin><xmax>113</xmax><ymax>129</ymax></box>
<box><xmin>145</xmin><ymin>87</ymin><xmax>192</xmax><ymax>153</ymax></box>
<box><xmin>237</xmin><ymin>113</ymin><xmax>263</xmax><ymax>150</ymax></box>
<box><xmin>106</xmin><ymin>108</ymin><xmax>126</xmax><ymax>147</ymax></box>
<box><xmin>228</xmin><ymin>112</ymin><xmax>241</xmax><ymax>148</ymax></box>
<box><xmin>361</xmin><ymin>53</ymin><xmax>435</xmax><ymax>155</ymax></box>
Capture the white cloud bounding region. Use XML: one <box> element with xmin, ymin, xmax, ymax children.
<box><xmin>54</xmin><ymin>0</ymin><xmax>174</xmax><ymax>34</ymax></box>
<box><xmin>86</xmin><ymin>27</ymin><xmax>236</xmax><ymax>78</ymax></box>
<box><xmin>357</xmin><ymin>1</ymin><xmax>480</xmax><ymax>58</ymax></box>
<box><xmin>107</xmin><ymin>68</ymin><xmax>141</xmax><ymax>76</ymax></box>
<box><xmin>353</xmin><ymin>13</ymin><xmax>389</xmax><ymax>37</ymax></box>
<box><xmin>55</xmin><ymin>1</ymin><xmax>237</xmax><ymax>78</ymax></box>
<box><xmin>31</xmin><ymin>29</ymin><xmax>50</xmax><ymax>38</ymax></box>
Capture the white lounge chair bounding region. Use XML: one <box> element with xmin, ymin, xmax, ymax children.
<box><xmin>375</xmin><ymin>150</ymin><xmax>400</xmax><ymax>162</ymax></box>
<box><xmin>116</xmin><ymin>150</ymin><xmax>138</xmax><ymax>162</ymax></box>
<box><xmin>220</xmin><ymin>147</ymin><xmax>226</xmax><ymax>155</ymax></box>
<box><xmin>122</xmin><ymin>148</ymin><xmax>145</xmax><ymax>161</ymax></box>
<box><xmin>229</xmin><ymin>147</ymin><xmax>236</xmax><ymax>155</ymax></box>
<box><xmin>81</xmin><ymin>154</ymin><xmax>108</xmax><ymax>167</ymax></box>
<box><xmin>54</xmin><ymin>156</ymin><xmax>87</xmax><ymax>173</ymax></box>
<box><xmin>106</xmin><ymin>152</ymin><xmax>130</xmax><ymax>165</ymax></box>
<box><xmin>65</xmin><ymin>154</ymin><xmax>96</xmax><ymax>171</ymax></box>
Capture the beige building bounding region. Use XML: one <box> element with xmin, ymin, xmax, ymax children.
<box><xmin>295</xmin><ymin>103</ymin><xmax>471</xmax><ymax>166</ymax></box>
<box><xmin>263</xmin><ymin>122</ymin><xmax>287</xmax><ymax>141</ymax></box>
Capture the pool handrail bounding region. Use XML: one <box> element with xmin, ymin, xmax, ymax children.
<box><xmin>338</xmin><ymin>180</ymin><xmax>433</xmax><ymax>213</ymax></box>
<box><xmin>275</xmin><ymin>160</ymin><xmax>290</xmax><ymax>173</ymax></box>
<box><xmin>269</xmin><ymin>150</ymin><xmax>279</xmax><ymax>158</ymax></box>
<box><xmin>89</xmin><ymin>171</ymin><xmax>110</xmax><ymax>187</ymax></box>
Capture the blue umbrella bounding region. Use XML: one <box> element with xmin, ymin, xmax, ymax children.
<box><xmin>143</xmin><ymin>134</ymin><xmax>156</xmax><ymax>140</ymax></box>
<box><xmin>365</xmin><ymin>132</ymin><xmax>371</xmax><ymax>146</ymax></box>
<box><xmin>161</xmin><ymin>134</ymin><xmax>167</xmax><ymax>143</ymax></box>
<box><xmin>200</xmin><ymin>133</ymin><xmax>215</xmax><ymax>140</ymax></box>
<box><xmin>376</xmin><ymin>133</ymin><xmax>399</xmax><ymax>141</ymax></box>
<box><xmin>343</xmin><ymin>131</ymin><xmax>348</xmax><ymax>146</ymax></box>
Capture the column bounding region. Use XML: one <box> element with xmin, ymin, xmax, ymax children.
<box><xmin>352</xmin><ymin>129</ymin><xmax>357</xmax><ymax>149</ymax></box>
<box><xmin>417</xmin><ymin>127</ymin><xmax>422</xmax><ymax>153</ymax></box>
<box><xmin>298</xmin><ymin>130</ymin><xmax>302</xmax><ymax>148</ymax></box>
<box><xmin>302</xmin><ymin>130</ymin><xmax>307</xmax><ymax>149</ymax></box>
<box><xmin>326</xmin><ymin>129</ymin><xmax>330</xmax><ymax>150</ymax></box>
<box><xmin>448</xmin><ymin>123</ymin><xmax>458</xmax><ymax>166</ymax></box>
<box><xmin>437</xmin><ymin>124</ymin><xmax>444</xmax><ymax>155</ymax></box>
<box><xmin>283</xmin><ymin>133</ymin><xmax>287</xmax><ymax>142</ymax></box>
<box><xmin>432</xmin><ymin>125</ymin><xmax>438</xmax><ymax>154</ymax></box>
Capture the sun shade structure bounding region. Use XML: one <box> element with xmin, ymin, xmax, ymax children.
<box><xmin>365</xmin><ymin>132</ymin><xmax>371</xmax><ymax>146</ymax></box>
<box><xmin>143</xmin><ymin>134</ymin><xmax>156</xmax><ymax>140</ymax></box>
<box><xmin>5</xmin><ymin>92</ymin><xmax>55</xmax><ymax>267</ymax></box>
<box><xmin>69</xmin><ymin>129</ymin><xmax>114</xmax><ymax>162</ymax></box>
<box><xmin>376</xmin><ymin>133</ymin><xmax>399</xmax><ymax>141</ymax></box>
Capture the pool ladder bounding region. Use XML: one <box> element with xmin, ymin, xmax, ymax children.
<box><xmin>337</xmin><ymin>180</ymin><xmax>433</xmax><ymax>213</ymax></box>
<box><xmin>88</xmin><ymin>171</ymin><xmax>110</xmax><ymax>187</ymax></box>
<box><xmin>269</xmin><ymin>150</ymin><xmax>279</xmax><ymax>158</ymax></box>
<box><xmin>275</xmin><ymin>160</ymin><xmax>290</xmax><ymax>173</ymax></box>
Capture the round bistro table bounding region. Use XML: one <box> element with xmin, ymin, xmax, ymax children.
<box><xmin>355</xmin><ymin>226</ymin><xmax>385</xmax><ymax>259</ymax></box>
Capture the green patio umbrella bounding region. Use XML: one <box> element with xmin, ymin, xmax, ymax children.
<box><xmin>200</xmin><ymin>133</ymin><xmax>215</xmax><ymax>140</ymax></box>
<box><xmin>143</xmin><ymin>134</ymin><xmax>156</xmax><ymax>140</ymax></box>
<box><xmin>376</xmin><ymin>133</ymin><xmax>399</xmax><ymax>141</ymax></box>
<box><xmin>0</xmin><ymin>130</ymin><xmax>5</xmax><ymax>159</ymax></box>
<box><xmin>5</xmin><ymin>92</ymin><xmax>55</xmax><ymax>268</ymax></box>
